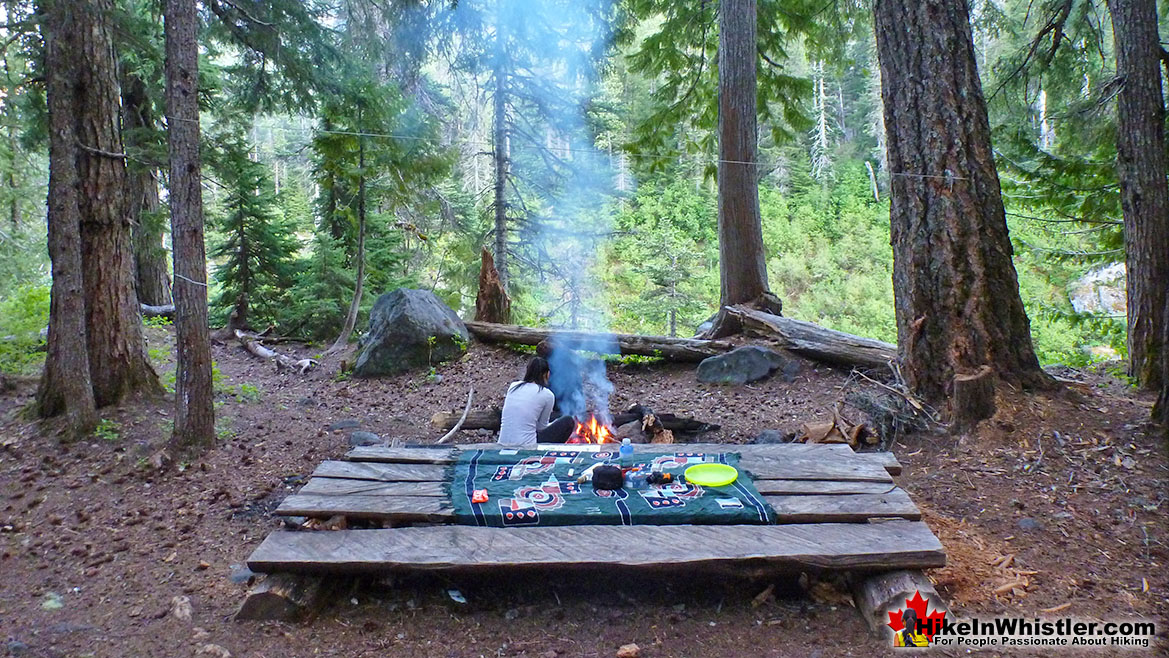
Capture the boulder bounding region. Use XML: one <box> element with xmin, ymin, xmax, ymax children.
<box><xmin>353</xmin><ymin>289</ymin><xmax>469</xmax><ymax>377</ymax></box>
<box><xmin>348</xmin><ymin>431</ymin><xmax>382</xmax><ymax>447</ymax></box>
<box><xmin>696</xmin><ymin>346</ymin><xmax>790</xmax><ymax>385</ymax></box>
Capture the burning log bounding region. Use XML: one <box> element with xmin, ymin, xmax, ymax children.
<box><xmin>464</xmin><ymin>321</ymin><xmax>734</xmax><ymax>362</ymax></box>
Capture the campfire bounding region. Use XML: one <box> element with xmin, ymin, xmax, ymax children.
<box><xmin>567</xmin><ymin>414</ymin><xmax>617</xmax><ymax>444</ymax></box>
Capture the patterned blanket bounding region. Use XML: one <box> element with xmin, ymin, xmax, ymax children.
<box><xmin>449</xmin><ymin>448</ymin><xmax>775</xmax><ymax>527</ymax></box>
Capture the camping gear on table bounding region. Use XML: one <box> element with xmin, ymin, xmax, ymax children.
<box><xmin>449</xmin><ymin>449</ymin><xmax>775</xmax><ymax>527</ymax></box>
<box><xmin>592</xmin><ymin>465</ymin><xmax>624</xmax><ymax>490</ymax></box>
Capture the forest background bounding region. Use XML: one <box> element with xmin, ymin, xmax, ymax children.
<box><xmin>0</xmin><ymin>0</ymin><xmax>1159</xmax><ymax>378</ymax></box>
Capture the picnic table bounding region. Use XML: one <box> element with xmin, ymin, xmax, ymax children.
<box><xmin>246</xmin><ymin>443</ymin><xmax>945</xmax><ymax>578</ymax></box>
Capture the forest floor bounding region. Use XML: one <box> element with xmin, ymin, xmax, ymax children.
<box><xmin>0</xmin><ymin>327</ymin><xmax>1166</xmax><ymax>657</ymax></box>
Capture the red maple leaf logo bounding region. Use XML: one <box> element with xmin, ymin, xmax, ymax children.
<box><xmin>887</xmin><ymin>590</ymin><xmax>947</xmax><ymax>642</ymax></box>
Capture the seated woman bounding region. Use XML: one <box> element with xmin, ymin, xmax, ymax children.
<box><xmin>497</xmin><ymin>357</ymin><xmax>576</xmax><ymax>448</ymax></box>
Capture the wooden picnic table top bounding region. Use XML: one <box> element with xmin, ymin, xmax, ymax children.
<box><xmin>247</xmin><ymin>442</ymin><xmax>945</xmax><ymax>577</ymax></box>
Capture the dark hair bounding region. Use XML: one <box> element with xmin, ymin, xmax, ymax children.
<box><xmin>901</xmin><ymin>607</ymin><xmax>920</xmax><ymax>635</ymax></box>
<box><xmin>512</xmin><ymin>356</ymin><xmax>550</xmax><ymax>392</ymax></box>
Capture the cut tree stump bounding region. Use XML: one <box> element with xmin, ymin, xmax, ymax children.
<box><xmin>464</xmin><ymin>321</ymin><xmax>734</xmax><ymax>362</ymax></box>
<box><xmin>853</xmin><ymin>569</ymin><xmax>943</xmax><ymax>634</ymax></box>
<box><xmin>235</xmin><ymin>573</ymin><xmax>337</xmax><ymax>622</ymax></box>
<box><xmin>474</xmin><ymin>247</ymin><xmax>511</xmax><ymax>323</ymax></box>
<box><xmin>951</xmin><ymin>365</ymin><xmax>996</xmax><ymax>432</ymax></box>
<box><xmin>725</xmin><ymin>306</ymin><xmax>896</xmax><ymax>369</ymax></box>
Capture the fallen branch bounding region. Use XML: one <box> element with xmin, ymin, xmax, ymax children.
<box><xmin>235</xmin><ymin>329</ymin><xmax>317</xmax><ymax>374</ymax></box>
<box><xmin>436</xmin><ymin>387</ymin><xmax>474</xmax><ymax>444</ymax></box>
<box><xmin>464</xmin><ymin>321</ymin><xmax>734</xmax><ymax>362</ymax></box>
<box><xmin>140</xmin><ymin>303</ymin><xmax>175</xmax><ymax>319</ymax></box>
<box><xmin>725</xmin><ymin>306</ymin><xmax>896</xmax><ymax>369</ymax></box>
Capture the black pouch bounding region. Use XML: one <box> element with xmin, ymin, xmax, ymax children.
<box><xmin>592</xmin><ymin>465</ymin><xmax>624</xmax><ymax>490</ymax></box>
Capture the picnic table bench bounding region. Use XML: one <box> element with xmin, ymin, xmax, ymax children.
<box><xmin>245</xmin><ymin>443</ymin><xmax>945</xmax><ymax>589</ymax></box>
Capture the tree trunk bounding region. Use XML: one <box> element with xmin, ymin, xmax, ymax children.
<box><xmin>872</xmin><ymin>0</ymin><xmax>1050</xmax><ymax>406</ymax></box>
<box><xmin>329</xmin><ymin>135</ymin><xmax>365</xmax><ymax>354</ymax></box>
<box><xmin>35</xmin><ymin>0</ymin><xmax>97</xmax><ymax>435</ymax></box>
<box><xmin>1106</xmin><ymin>0</ymin><xmax>1169</xmax><ymax>392</ymax></box>
<box><xmin>491</xmin><ymin>52</ymin><xmax>510</xmax><ymax>291</ymax></box>
<box><xmin>165</xmin><ymin>0</ymin><xmax>215</xmax><ymax>449</ymax></box>
<box><xmin>1155</xmin><ymin>294</ymin><xmax>1168</xmax><ymax>432</ymax></box>
<box><xmin>122</xmin><ymin>72</ymin><xmax>173</xmax><ymax>307</ymax></box>
<box><xmin>75</xmin><ymin>0</ymin><xmax>158</xmax><ymax>407</ymax></box>
<box><xmin>711</xmin><ymin>0</ymin><xmax>773</xmax><ymax>338</ymax></box>
<box><xmin>474</xmin><ymin>246</ymin><xmax>511</xmax><ymax>323</ymax></box>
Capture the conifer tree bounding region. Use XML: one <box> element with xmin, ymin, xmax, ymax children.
<box><xmin>207</xmin><ymin>129</ymin><xmax>298</xmax><ymax>330</ymax></box>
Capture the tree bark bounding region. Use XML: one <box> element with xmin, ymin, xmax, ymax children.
<box><xmin>491</xmin><ymin>52</ymin><xmax>510</xmax><ymax>291</ymax></box>
<box><xmin>711</xmin><ymin>0</ymin><xmax>774</xmax><ymax>337</ymax></box>
<box><xmin>1155</xmin><ymin>294</ymin><xmax>1168</xmax><ymax>432</ymax></box>
<box><xmin>35</xmin><ymin>0</ymin><xmax>97</xmax><ymax>435</ymax></box>
<box><xmin>165</xmin><ymin>0</ymin><xmax>215</xmax><ymax>449</ymax></box>
<box><xmin>122</xmin><ymin>72</ymin><xmax>173</xmax><ymax>307</ymax></box>
<box><xmin>464</xmin><ymin>321</ymin><xmax>736</xmax><ymax>362</ymax></box>
<box><xmin>1106</xmin><ymin>0</ymin><xmax>1169</xmax><ymax>392</ymax></box>
<box><xmin>872</xmin><ymin>0</ymin><xmax>1050</xmax><ymax>406</ymax></box>
<box><xmin>328</xmin><ymin>133</ymin><xmax>365</xmax><ymax>354</ymax></box>
<box><xmin>74</xmin><ymin>0</ymin><xmax>159</xmax><ymax>407</ymax></box>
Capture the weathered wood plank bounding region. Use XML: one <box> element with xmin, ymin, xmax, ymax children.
<box><xmin>277</xmin><ymin>488</ymin><xmax>913</xmax><ymax>525</ymax></box>
<box><xmin>276</xmin><ymin>494</ymin><xmax>452</xmax><ymax>523</ymax></box>
<box><xmin>247</xmin><ymin>521</ymin><xmax>945</xmax><ymax>574</ymax></box>
<box><xmin>345</xmin><ymin>447</ymin><xmax>457</xmax><ymax>464</ymax></box>
<box><xmin>764</xmin><ymin>489</ymin><xmax>920</xmax><ymax>523</ymax></box>
<box><xmin>753</xmin><ymin>480</ymin><xmax>898</xmax><ymax>495</ymax></box>
<box><xmin>312</xmin><ymin>461</ymin><xmax>447</xmax><ymax>482</ymax></box>
<box><xmin>298</xmin><ymin>478</ymin><xmax>446</xmax><ymax>497</ymax></box>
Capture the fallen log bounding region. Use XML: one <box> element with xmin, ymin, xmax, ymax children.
<box><xmin>725</xmin><ymin>306</ymin><xmax>896</xmax><ymax>370</ymax></box>
<box><xmin>464</xmin><ymin>321</ymin><xmax>734</xmax><ymax>362</ymax></box>
<box><xmin>140</xmin><ymin>303</ymin><xmax>175</xmax><ymax>319</ymax></box>
<box><xmin>235</xmin><ymin>329</ymin><xmax>318</xmax><ymax>374</ymax></box>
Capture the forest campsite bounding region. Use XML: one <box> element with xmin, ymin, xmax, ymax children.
<box><xmin>0</xmin><ymin>0</ymin><xmax>1167</xmax><ymax>656</ymax></box>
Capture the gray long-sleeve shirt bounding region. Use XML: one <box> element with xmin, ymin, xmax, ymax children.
<box><xmin>497</xmin><ymin>381</ymin><xmax>554</xmax><ymax>448</ymax></box>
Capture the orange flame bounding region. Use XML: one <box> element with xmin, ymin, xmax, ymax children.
<box><xmin>568</xmin><ymin>414</ymin><xmax>617</xmax><ymax>444</ymax></box>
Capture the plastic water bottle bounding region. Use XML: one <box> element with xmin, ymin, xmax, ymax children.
<box><xmin>620</xmin><ymin>438</ymin><xmax>633</xmax><ymax>468</ymax></box>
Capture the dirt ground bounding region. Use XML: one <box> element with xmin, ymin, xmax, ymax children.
<box><xmin>1</xmin><ymin>328</ymin><xmax>1166</xmax><ymax>657</ymax></box>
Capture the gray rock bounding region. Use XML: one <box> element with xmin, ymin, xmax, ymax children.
<box><xmin>6</xmin><ymin>640</ymin><xmax>29</xmax><ymax>656</ymax></box>
<box><xmin>1017</xmin><ymin>517</ymin><xmax>1042</xmax><ymax>531</ymax></box>
<box><xmin>694</xmin><ymin>313</ymin><xmax>717</xmax><ymax>337</ymax></box>
<box><xmin>353</xmin><ymin>289</ymin><xmax>469</xmax><ymax>378</ymax></box>
<box><xmin>348</xmin><ymin>431</ymin><xmax>382</xmax><ymax>447</ymax></box>
<box><xmin>751</xmin><ymin>430</ymin><xmax>790</xmax><ymax>444</ymax></box>
<box><xmin>696</xmin><ymin>346</ymin><xmax>791</xmax><ymax>385</ymax></box>
<box><xmin>328</xmin><ymin>419</ymin><xmax>360</xmax><ymax>431</ymax></box>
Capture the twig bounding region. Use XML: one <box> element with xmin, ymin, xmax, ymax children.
<box><xmin>436</xmin><ymin>387</ymin><xmax>474</xmax><ymax>444</ymax></box>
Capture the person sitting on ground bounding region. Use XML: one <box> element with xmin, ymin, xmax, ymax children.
<box><xmin>497</xmin><ymin>356</ymin><xmax>575</xmax><ymax>448</ymax></box>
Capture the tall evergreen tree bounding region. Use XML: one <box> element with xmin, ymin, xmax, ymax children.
<box><xmin>873</xmin><ymin>0</ymin><xmax>1050</xmax><ymax>405</ymax></box>
<box><xmin>710</xmin><ymin>0</ymin><xmax>778</xmax><ymax>338</ymax></box>
<box><xmin>208</xmin><ymin>129</ymin><xmax>297</xmax><ymax>330</ymax></box>
<box><xmin>37</xmin><ymin>0</ymin><xmax>159</xmax><ymax>414</ymax></box>
<box><xmin>36</xmin><ymin>0</ymin><xmax>97</xmax><ymax>435</ymax></box>
<box><xmin>1106</xmin><ymin>0</ymin><xmax>1169</xmax><ymax>392</ymax></box>
<box><xmin>166</xmin><ymin>0</ymin><xmax>214</xmax><ymax>449</ymax></box>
